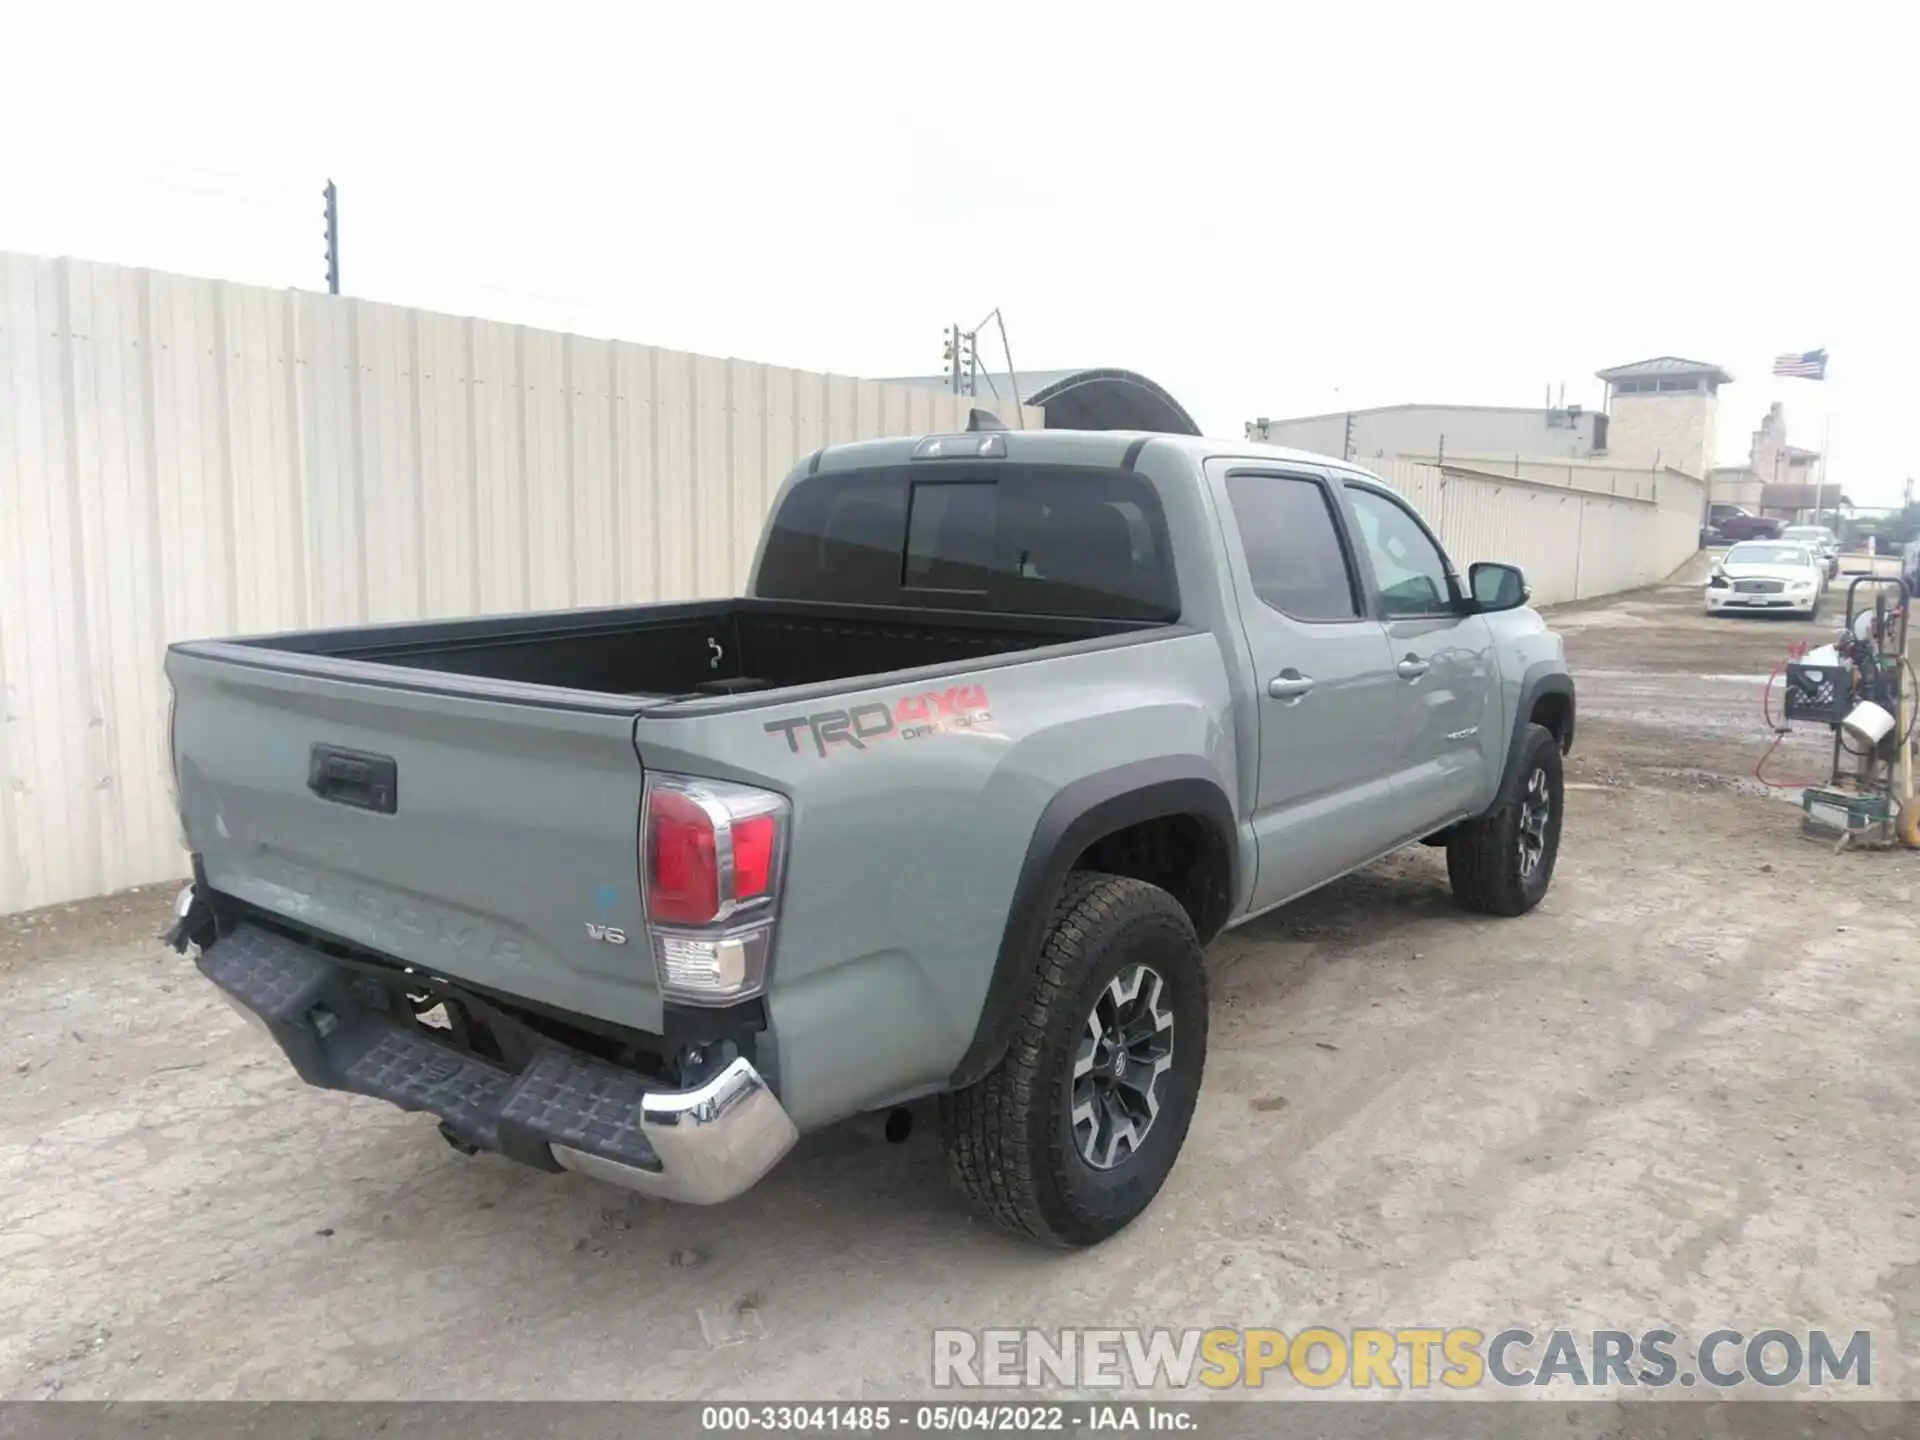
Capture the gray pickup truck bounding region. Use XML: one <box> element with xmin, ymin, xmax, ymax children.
<box><xmin>165</xmin><ymin>425</ymin><xmax>1573</xmax><ymax>1247</ymax></box>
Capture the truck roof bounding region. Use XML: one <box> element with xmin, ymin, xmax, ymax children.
<box><xmin>811</xmin><ymin>428</ymin><xmax>1367</xmax><ymax>479</ymax></box>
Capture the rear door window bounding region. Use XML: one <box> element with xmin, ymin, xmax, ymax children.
<box><xmin>756</xmin><ymin>464</ymin><xmax>1179</xmax><ymax>620</ymax></box>
<box><xmin>1224</xmin><ymin>474</ymin><xmax>1361</xmax><ymax>621</ymax></box>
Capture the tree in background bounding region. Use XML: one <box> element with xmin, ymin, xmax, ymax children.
<box><xmin>1842</xmin><ymin>505</ymin><xmax>1920</xmax><ymax>549</ymax></box>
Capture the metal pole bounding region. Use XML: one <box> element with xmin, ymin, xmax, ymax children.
<box><xmin>1896</xmin><ymin>620</ymin><xmax>1914</xmax><ymax>810</ymax></box>
<box><xmin>987</xmin><ymin>308</ymin><xmax>1023</xmax><ymax>429</ymax></box>
<box><xmin>1573</xmin><ymin>498</ymin><xmax>1587</xmax><ymax>600</ymax></box>
<box><xmin>1819</xmin><ymin>410</ymin><xmax>1834</xmax><ymax>528</ymax></box>
<box><xmin>1342</xmin><ymin>411</ymin><xmax>1353</xmax><ymax>461</ymax></box>
<box><xmin>323</xmin><ymin>180</ymin><xmax>340</xmax><ymax>295</ymax></box>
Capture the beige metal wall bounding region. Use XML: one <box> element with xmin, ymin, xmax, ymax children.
<box><xmin>1395</xmin><ymin>452</ymin><xmax>1707</xmax><ymax>503</ymax></box>
<box><xmin>1369</xmin><ymin>459</ymin><xmax>1706</xmax><ymax>606</ymax></box>
<box><xmin>0</xmin><ymin>252</ymin><xmax>1039</xmax><ymax>916</ymax></box>
<box><xmin>2</xmin><ymin>249</ymin><xmax>1705</xmax><ymax>916</ymax></box>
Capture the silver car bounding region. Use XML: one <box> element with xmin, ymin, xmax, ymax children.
<box><xmin>1782</xmin><ymin>525</ymin><xmax>1840</xmax><ymax>579</ymax></box>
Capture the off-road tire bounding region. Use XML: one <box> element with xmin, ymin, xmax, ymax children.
<box><xmin>1446</xmin><ymin>722</ymin><xmax>1564</xmax><ymax>917</ymax></box>
<box><xmin>939</xmin><ymin>872</ymin><xmax>1208</xmax><ymax>1248</ymax></box>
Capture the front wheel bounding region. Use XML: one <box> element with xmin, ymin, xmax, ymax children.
<box><xmin>1446</xmin><ymin>723</ymin><xmax>1564</xmax><ymax>916</ymax></box>
<box><xmin>939</xmin><ymin>872</ymin><xmax>1208</xmax><ymax>1248</ymax></box>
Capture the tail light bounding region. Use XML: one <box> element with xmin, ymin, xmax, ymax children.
<box><xmin>641</xmin><ymin>774</ymin><xmax>790</xmax><ymax>1005</ymax></box>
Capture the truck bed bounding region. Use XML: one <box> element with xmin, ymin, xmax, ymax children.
<box><xmin>200</xmin><ymin>598</ymin><xmax>1153</xmax><ymax>703</ymax></box>
<box><xmin>164</xmin><ymin>594</ymin><xmax>1177</xmax><ymax>1039</ymax></box>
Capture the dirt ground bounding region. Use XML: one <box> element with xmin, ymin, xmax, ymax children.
<box><xmin>3</xmin><ymin>557</ymin><xmax>1917</xmax><ymax>1402</ymax></box>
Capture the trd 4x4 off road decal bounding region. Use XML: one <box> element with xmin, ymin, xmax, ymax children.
<box><xmin>765</xmin><ymin>684</ymin><xmax>994</xmax><ymax>758</ymax></box>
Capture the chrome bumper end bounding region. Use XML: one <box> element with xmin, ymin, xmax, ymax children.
<box><xmin>551</xmin><ymin>1056</ymin><xmax>799</xmax><ymax>1205</ymax></box>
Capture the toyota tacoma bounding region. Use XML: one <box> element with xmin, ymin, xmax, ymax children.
<box><xmin>164</xmin><ymin>424</ymin><xmax>1574</xmax><ymax>1247</ymax></box>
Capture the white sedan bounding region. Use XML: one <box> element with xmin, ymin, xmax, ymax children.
<box><xmin>1705</xmin><ymin>541</ymin><xmax>1827</xmax><ymax>619</ymax></box>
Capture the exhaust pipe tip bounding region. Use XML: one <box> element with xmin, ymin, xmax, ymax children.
<box><xmin>849</xmin><ymin>1106</ymin><xmax>916</xmax><ymax>1145</ymax></box>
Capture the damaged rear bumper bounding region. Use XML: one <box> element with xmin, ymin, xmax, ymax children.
<box><xmin>185</xmin><ymin>900</ymin><xmax>796</xmax><ymax>1205</ymax></box>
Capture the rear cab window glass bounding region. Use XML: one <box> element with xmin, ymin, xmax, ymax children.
<box><xmin>756</xmin><ymin>474</ymin><xmax>909</xmax><ymax>605</ymax></box>
<box><xmin>756</xmin><ymin>464</ymin><xmax>1179</xmax><ymax>621</ymax></box>
<box><xmin>904</xmin><ymin>483</ymin><xmax>995</xmax><ymax>594</ymax></box>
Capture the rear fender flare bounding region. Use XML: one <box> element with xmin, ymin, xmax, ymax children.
<box><xmin>947</xmin><ymin>758</ymin><xmax>1236</xmax><ymax>1090</ymax></box>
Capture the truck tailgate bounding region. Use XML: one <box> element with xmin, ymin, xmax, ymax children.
<box><xmin>166</xmin><ymin>648</ymin><xmax>661</xmax><ymax>1031</ymax></box>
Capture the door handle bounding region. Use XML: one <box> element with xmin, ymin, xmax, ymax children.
<box><xmin>1395</xmin><ymin>657</ymin><xmax>1431</xmax><ymax>680</ymax></box>
<box><xmin>1268</xmin><ymin>671</ymin><xmax>1315</xmax><ymax>701</ymax></box>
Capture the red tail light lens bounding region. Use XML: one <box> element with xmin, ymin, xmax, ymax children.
<box><xmin>641</xmin><ymin>775</ymin><xmax>790</xmax><ymax>1004</ymax></box>
<box><xmin>642</xmin><ymin>774</ymin><xmax>789</xmax><ymax>936</ymax></box>
<box><xmin>731</xmin><ymin>814</ymin><xmax>777</xmax><ymax>902</ymax></box>
<box><xmin>646</xmin><ymin>788</ymin><xmax>720</xmax><ymax>925</ymax></box>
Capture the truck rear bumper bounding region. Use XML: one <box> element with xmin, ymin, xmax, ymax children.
<box><xmin>188</xmin><ymin>900</ymin><xmax>796</xmax><ymax>1205</ymax></box>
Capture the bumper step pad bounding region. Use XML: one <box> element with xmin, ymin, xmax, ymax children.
<box><xmin>501</xmin><ymin>1051</ymin><xmax>661</xmax><ymax>1172</ymax></box>
<box><xmin>344</xmin><ymin>1028</ymin><xmax>514</xmax><ymax>1151</ymax></box>
<box><xmin>197</xmin><ymin>923</ymin><xmax>658</xmax><ymax>1171</ymax></box>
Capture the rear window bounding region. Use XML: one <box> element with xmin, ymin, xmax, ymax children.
<box><xmin>755</xmin><ymin>464</ymin><xmax>1179</xmax><ymax>620</ymax></box>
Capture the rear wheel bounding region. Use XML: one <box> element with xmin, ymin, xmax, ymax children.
<box><xmin>940</xmin><ymin>873</ymin><xmax>1208</xmax><ymax>1248</ymax></box>
<box><xmin>1446</xmin><ymin>723</ymin><xmax>1564</xmax><ymax>916</ymax></box>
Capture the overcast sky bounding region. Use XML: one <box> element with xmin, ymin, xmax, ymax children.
<box><xmin>4</xmin><ymin>2</ymin><xmax>1913</xmax><ymax>504</ymax></box>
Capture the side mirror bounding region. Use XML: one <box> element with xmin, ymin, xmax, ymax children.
<box><xmin>1469</xmin><ymin>561</ymin><xmax>1530</xmax><ymax>612</ymax></box>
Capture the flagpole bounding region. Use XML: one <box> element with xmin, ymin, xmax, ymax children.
<box><xmin>1820</xmin><ymin>408</ymin><xmax>1834</xmax><ymax>529</ymax></box>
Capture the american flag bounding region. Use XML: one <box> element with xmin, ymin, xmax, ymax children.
<box><xmin>1772</xmin><ymin>348</ymin><xmax>1828</xmax><ymax>380</ymax></box>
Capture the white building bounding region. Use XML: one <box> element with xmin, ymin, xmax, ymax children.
<box><xmin>1246</xmin><ymin>400</ymin><xmax>1604</xmax><ymax>464</ymax></box>
<box><xmin>1594</xmin><ymin>356</ymin><xmax>1727</xmax><ymax>479</ymax></box>
<box><xmin>1706</xmin><ymin>401</ymin><xmax>1832</xmax><ymax>518</ymax></box>
<box><xmin>1247</xmin><ymin>355</ymin><xmax>1731</xmax><ymax>482</ymax></box>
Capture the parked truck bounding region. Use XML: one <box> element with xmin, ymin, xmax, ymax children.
<box><xmin>165</xmin><ymin>425</ymin><xmax>1575</xmax><ymax>1247</ymax></box>
<box><xmin>1707</xmin><ymin>505</ymin><xmax>1786</xmax><ymax>542</ymax></box>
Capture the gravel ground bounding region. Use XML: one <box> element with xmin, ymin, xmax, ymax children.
<box><xmin>3</xmin><ymin>557</ymin><xmax>1917</xmax><ymax>1402</ymax></box>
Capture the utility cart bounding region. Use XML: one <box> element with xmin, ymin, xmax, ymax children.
<box><xmin>1783</xmin><ymin>577</ymin><xmax>1917</xmax><ymax>848</ymax></box>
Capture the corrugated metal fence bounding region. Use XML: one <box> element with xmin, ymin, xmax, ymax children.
<box><xmin>2</xmin><ymin>251</ymin><xmax>1705</xmax><ymax>916</ymax></box>
<box><xmin>0</xmin><ymin>252</ymin><xmax>1039</xmax><ymax>915</ymax></box>
<box><xmin>1377</xmin><ymin>458</ymin><xmax>1705</xmax><ymax>606</ymax></box>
